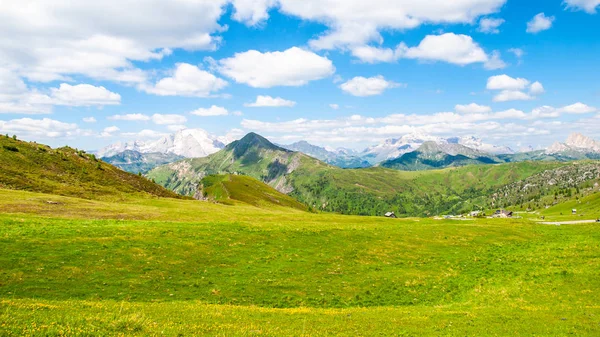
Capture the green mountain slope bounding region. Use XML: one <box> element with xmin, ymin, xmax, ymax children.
<box><xmin>148</xmin><ymin>132</ymin><xmax>328</xmax><ymax>196</ymax></box>
<box><xmin>0</xmin><ymin>135</ymin><xmax>180</xmax><ymax>199</ymax></box>
<box><xmin>288</xmin><ymin>161</ymin><xmax>568</xmax><ymax>216</ymax></box>
<box><xmin>101</xmin><ymin>150</ymin><xmax>184</xmax><ymax>174</ymax></box>
<box><xmin>199</xmin><ymin>174</ymin><xmax>308</xmax><ymax>211</ymax></box>
<box><xmin>489</xmin><ymin>161</ymin><xmax>600</xmax><ymax>210</ymax></box>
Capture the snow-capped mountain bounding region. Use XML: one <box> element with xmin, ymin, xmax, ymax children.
<box><xmin>546</xmin><ymin>142</ymin><xmax>571</xmax><ymax>154</ymax></box>
<box><xmin>361</xmin><ymin>132</ymin><xmax>444</xmax><ymax>164</ymax></box>
<box><xmin>447</xmin><ymin>136</ymin><xmax>514</xmax><ymax>155</ymax></box>
<box><xmin>148</xmin><ymin>129</ymin><xmax>225</xmax><ymax>158</ymax></box>
<box><xmin>518</xmin><ymin>145</ymin><xmax>535</xmax><ymax>153</ymax></box>
<box><xmin>361</xmin><ymin>133</ymin><xmax>512</xmax><ymax>164</ymax></box>
<box><xmin>96</xmin><ymin>140</ymin><xmax>149</xmax><ymax>158</ymax></box>
<box><xmin>324</xmin><ymin>146</ymin><xmax>359</xmax><ymax>156</ymax></box>
<box><xmin>380</xmin><ymin>141</ymin><xmax>501</xmax><ymax>170</ymax></box>
<box><xmin>281</xmin><ymin>141</ymin><xmax>369</xmax><ymax>168</ymax></box>
<box><xmin>420</xmin><ymin>141</ymin><xmax>495</xmax><ymax>158</ymax></box>
<box><xmin>546</xmin><ymin>133</ymin><xmax>600</xmax><ymax>154</ymax></box>
<box><xmin>97</xmin><ymin>128</ymin><xmax>226</xmax><ymax>158</ymax></box>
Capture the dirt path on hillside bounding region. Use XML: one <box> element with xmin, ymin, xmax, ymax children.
<box><xmin>538</xmin><ymin>220</ymin><xmax>598</xmax><ymax>225</ymax></box>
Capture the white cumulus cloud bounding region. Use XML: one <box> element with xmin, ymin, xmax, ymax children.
<box><xmin>101</xmin><ymin>125</ymin><xmax>120</xmax><ymax>137</ymax></box>
<box><xmin>527</xmin><ymin>13</ymin><xmax>555</xmax><ymax>34</ymax></box>
<box><xmin>273</xmin><ymin>0</ymin><xmax>507</xmax><ymax>50</ymax></box>
<box><xmin>244</xmin><ymin>95</ymin><xmax>296</xmax><ymax>107</ymax></box>
<box><xmin>0</xmin><ymin>0</ymin><xmax>231</xmax><ymax>84</ymax></box>
<box><xmin>121</xmin><ymin>129</ymin><xmax>170</xmax><ymax>139</ymax></box>
<box><xmin>151</xmin><ymin>114</ymin><xmax>187</xmax><ymax>125</ymax></box>
<box><xmin>508</xmin><ymin>48</ymin><xmax>524</xmax><ymax>58</ymax></box>
<box><xmin>141</xmin><ymin>63</ymin><xmax>228</xmax><ymax>97</ymax></box>
<box><xmin>49</xmin><ymin>84</ymin><xmax>121</xmax><ymax>106</ymax></box>
<box><xmin>351</xmin><ymin>33</ymin><xmax>505</xmax><ymax>69</ymax></box>
<box><xmin>487</xmin><ymin>75</ymin><xmax>530</xmax><ymax>90</ymax></box>
<box><xmin>529</xmin><ymin>81</ymin><xmax>545</xmax><ymax>95</ymax></box>
<box><xmin>340</xmin><ymin>76</ymin><xmax>403</xmax><ymax>97</ymax></box>
<box><xmin>217</xmin><ymin>47</ymin><xmax>335</xmax><ymax>88</ymax></box>
<box><xmin>190</xmin><ymin>105</ymin><xmax>231</xmax><ymax>116</ymax></box>
<box><xmin>493</xmin><ymin>90</ymin><xmax>535</xmax><ymax>102</ymax></box>
<box><xmin>108</xmin><ymin>114</ymin><xmax>150</xmax><ymax>121</ymax></box>
<box><xmin>455</xmin><ymin>103</ymin><xmax>492</xmax><ymax>114</ymax></box>
<box><xmin>395</xmin><ymin>33</ymin><xmax>489</xmax><ymax>65</ymax></box>
<box><xmin>487</xmin><ymin>75</ymin><xmax>545</xmax><ymax>102</ymax></box>
<box><xmin>0</xmin><ymin>118</ymin><xmax>79</xmax><ymax>138</ymax></box>
<box><xmin>563</xmin><ymin>0</ymin><xmax>600</xmax><ymax>13</ymax></box>
<box><xmin>231</xmin><ymin>0</ymin><xmax>276</xmax><ymax>25</ymax></box>
<box><xmin>0</xmin><ymin>77</ymin><xmax>121</xmax><ymax>114</ymax></box>
<box><xmin>478</xmin><ymin>18</ymin><xmax>505</xmax><ymax>34</ymax></box>
<box><xmin>560</xmin><ymin>102</ymin><xmax>597</xmax><ymax>114</ymax></box>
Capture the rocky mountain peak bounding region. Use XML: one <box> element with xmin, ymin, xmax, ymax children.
<box><xmin>547</xmin><ymin>133</ymin><xmax>600</xmax><ymax>154</ymax></box>
<box><xmin>565</xmin><ymin>133</ymin><xmax>600</xmax><ymax>150</ymax></box>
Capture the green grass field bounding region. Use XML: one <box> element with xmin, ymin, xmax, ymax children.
<box><xmin>1</xmin><ymin>189</ymin><xmax>599</xmax><ymax>335</ymax></box>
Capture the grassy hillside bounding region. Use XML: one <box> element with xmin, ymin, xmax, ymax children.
<box><xmin>199</xmin><ymin>174</ymin><xmax>308</xmax><ymax>211</ymax></box>
<box><xmin>0</xmin><ymin>135</ymin><xmax>180</xmax><ymax>200</ymax></box>
<box><xmin>289</xmin><ymin>161</ymin><xmax>567</xmax><ymax>216</ymax></box>
<box><xmin>538</xmin><ymin>191</ymin><xmax>600</xmax><ymax>221</ymax></box>
<box><xmin>0</xmin><ymin>189</ymin><xmax>599</xmax><ymax>335</ymax></box>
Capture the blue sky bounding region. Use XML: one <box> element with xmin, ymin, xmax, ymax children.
<box><xmin>0</xmin><ymin>0</ymin><xmax>599</xmax><ymax>151</ymax></box>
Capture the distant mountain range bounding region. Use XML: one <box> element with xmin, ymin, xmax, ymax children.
<box><xmin>97</xmin><ymin>128</ymin><xmax>228</xmax><ymax>158</ymax></box>
<box><xmin>279</xmin><ymin>141</ymin><xmax>369</xmax><ymax>168</ymax></box>
<box><xmin>3</xmin><ymin>131</ymin><xmax>599</xmax><ymax>218</ymax></box>
<box><xmin>361</xmin><ymin>133</ymin><xmax>513</xmax><ymax>165</ymax></box>
<box><xmin>4</xmin><ymin>129</ymin><xmax>600</xmax><ymax>218</ymax></box>
<box><xmin>97</xmin><ymin>130</ymin><xmax>600</xmax><ymax>173</ymax></box>
<box><xmin>146</xmin><ymin>132</ymin><xmax>600</xmax><ymax>217</ymax></box>
<box><xmin>380</xmin><ymin>141</ymin><xmax>500</xmax><ymax>170</ymax></box>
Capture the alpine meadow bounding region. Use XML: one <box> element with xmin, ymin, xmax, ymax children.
<box><xmin>1</xmin><ymin>1</ymin><xmax>600</xmax><ymax>336</ymax></box>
